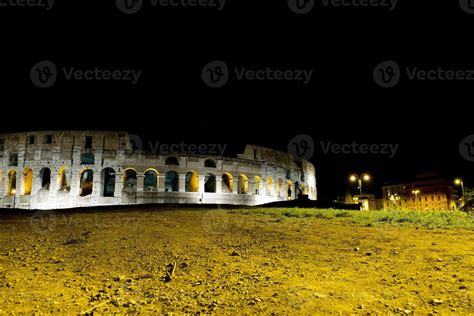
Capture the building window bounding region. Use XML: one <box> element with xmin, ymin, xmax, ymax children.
<box><xmin>9</xmin><ymin>153</ymin><xmax>18</xmax><ymax>166</ymax></box>
<box><xmin>85</xmin><ymin>136</ymin><xmax>93</xmax><ymax>149</ymax></box>
<box><xmin>44</xmin><ymin>135</ymin><xmax>53</xmax><ymax>144</ymax></box>
<box><xmin>0</xmin><ymin>139</ymin><xmax>4</xmax><ymax>151</ymax></box>
<box><xmin>27</xmin><ymin>135</ymin><xmax>35</xmax><ymax>145</ymax></box>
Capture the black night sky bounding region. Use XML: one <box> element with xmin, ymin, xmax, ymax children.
<box><xmin>1</xmin><ymin>0</ymin><xmax>473</xmax><ymax>201</ymax></box>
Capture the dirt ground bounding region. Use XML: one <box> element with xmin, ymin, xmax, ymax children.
<box><xmin>0</xmin><ymin>208</ymin><xmax>472</xmax><ymax>314</ymax></box>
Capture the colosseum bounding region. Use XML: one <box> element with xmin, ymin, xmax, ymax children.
<box><xmin>0</xmin><ymin>131</ymin><xmax>317</xmax><ymax>210</ymax></box>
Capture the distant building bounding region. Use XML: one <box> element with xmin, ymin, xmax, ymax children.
<box><xmin>382</xmin><ymin>178</ymin><xmax>457</xmax><ymax>211</ymax></box>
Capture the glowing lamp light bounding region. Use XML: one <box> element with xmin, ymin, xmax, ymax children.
<box><xmin>350</xmin><ymin>175</ymin><xmax>357</xmax><ymax>182</ymax></box>
<box><xmin>362</xmin><ymin>174</ymin><xmax>370</xmax><ymax>181</ymax></box>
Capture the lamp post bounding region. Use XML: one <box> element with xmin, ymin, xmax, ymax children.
<box><xmin>454</xmin><ymin>178</ymin><xmax>465</xmax><ymax>209</ymax></box>
<box><xmin>412</xmin><ymin>189</ymin><xmax>420</xmax><ymax>211</ymax></box>
<box><xmin>350</xmin><ymin>173</ymin><xmax>370</xmax><ymax>210</ymax></box>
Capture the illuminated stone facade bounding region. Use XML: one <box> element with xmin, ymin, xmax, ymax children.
<box><xmin>0</xmin><ymin>131</ymin><xmax>317</xmax><ymax>210</ymax></box>
<box><xmin>382</xmin><ymin>179</ymin><xmax>457</xmax><ymax>211</ymax></box>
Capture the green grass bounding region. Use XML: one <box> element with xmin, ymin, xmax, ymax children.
<box><xmin>230</xmin><ymin>208</ymin><xmax>474</xmax><ymax>230</ymax></box>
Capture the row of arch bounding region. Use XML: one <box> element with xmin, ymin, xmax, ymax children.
<box><xmin>2</xmin><ymin>167</ymin><xmax>300</xmax><ymax>199</ymax></box>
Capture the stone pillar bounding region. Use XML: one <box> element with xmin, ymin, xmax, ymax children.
<box><xmin>261</xmin><ymin>179</ymin><xmax>267</xmax><ymax>196</ymax></box>
<box><xmin>179</xmin><ymin>174</ymin><xmax>186</xmax><ymax>193</ymax></box>
<box><xmin>233</xmin><ymin>178</ymin><xmax>239</xmax><ymax>194</ymax></box>
<box><xmin>198</xmin><ymin>175</ymin><xmax>205</xmax><ymax>193</ymax></box>
<box><xmin>215</xmin><ymin>176</ymin><xmax>222</xmax><ymax>193</ymax></box>
<box><xmin>93</xmin><ymin>171</ymin><xmax>102</xmax><ymax>198</ymax></box>
<box><xmin>158</xmin><ymin>174</ymin><xmax>166</xmax><ymax>192</ymax></box>
<box><xmin>114</xmin><ymin>172</ymin><xmax>124</xmax><ymax>197</ymax></box>
<box><xmin>137</xmin><ymin>173</ymin><xmax>145</xmax><ymax>192</ymax></box>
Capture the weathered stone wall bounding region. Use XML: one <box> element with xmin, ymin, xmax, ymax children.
<box><xmin>0</xmin><ymin>131</ymin><xmax>317</xmax><ymax>210</ymax></box>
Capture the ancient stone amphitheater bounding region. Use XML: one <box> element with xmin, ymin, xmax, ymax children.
<box><xmin>0</xmin><ymin>131</ymin><xmax>317</xmax><ymax>209</ymax></box>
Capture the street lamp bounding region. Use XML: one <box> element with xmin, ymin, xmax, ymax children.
<box><xmin>454</xmin><ymin>178</ymin><xmax>465</xmax><ymax>208</ymax></box>
<box><xmin>350</xmin><ymin>173</ymin><xmax>371</xmax><ymax>210</ymax></box>
<box><xmin>412</xmin><ymin>189</ymin><xmax>420</xmax><ymax>210</ymax></box>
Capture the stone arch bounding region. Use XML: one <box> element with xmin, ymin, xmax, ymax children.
<box><xmin>266</xmin><ymin>176</ymin><xmax>274</xmax><ymax>196</ymax></box>
<box><xmin>7</xmin><ymin>170</ymin><xmax>17</xmax><ymax>196</ymax></box>
<box><xmin>80</xmin><ymin>169</ymin><xmax>94</xmax><ymax>197</ymax></box>
<box><xmin>102</xmin><ymin>168</ymin><xmax>116</xmax><ymax>197</ymax></box>
<box><xmin>204</xmin><ymin>159</ymin><xmax>216</xmax><ymax>168</ymax></box>
<box><xmin>185</xmin><ymin>171</ymin><xmax>199</xmax><ymax>192</ymax></box>
<box><xmin>165</xmin><ymin>157</ymin><xmax>179</xmax><ymax>166</ymax></box>
<box><xmin>222</xmin><ymin>173</ymin><xmax>233</xmax><ymax>193</ymax></box>
<box><xmin>123</xmin><ymin>168</ymin><xmax>138</xmax><ymax>192</ymax></box>
<box><xmin>238</xmin><ymin>174</ymin><xmax>248</xmax><ymax>194</ymax></box>
<box><xmin>286</xmin><ymin>180</ymin><xmax>293</xmax><ymax>200</ymax></box>
<box><xmin>39</xmin><ymin>167</ymin><xmax>51</xmax><ymax>190</ymax></box>
<box><xmin>253</xmin><ymin>175</ymin><xmax>262</xmax><ymax>195</ymax></box>
<box><xmin>144</xmin><ymin>169</ymin><xmax>158</xmax><ymax>192</ymax></box>
<box><xmin>276</xmin><ymin>178</ymin><xmax>283</xmax><ymax>196</ymax></box>
<box><xmin>165</xmin><ymin>171</ymin><xmax>179</xmax><ymax>192</ymax></box>
<box><xmin>58</xmin><ymin>166</ymin><xmax>71</xmax><ymax>192</ymax></box>
<box><xmin>205</xmin><ymin>173</ymin><xmax>216</xmax><ymax>193</ymax></box>
<box><xmin>22</xmin><ymin>168</ymin><xmax>33</xmax><ymax>195</ymax></box>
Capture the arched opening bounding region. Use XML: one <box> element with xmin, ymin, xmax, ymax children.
<box><xmin>276</xmin><ymin>178</ymin><xmax>283</xmax><ymax>196</ymax></box>
<box><xmin>102</xmin><ymin>168</ymin><xmax>116</xmax><ymax>197</ymax></box>
<box><xmin>204</xmin><ymin>159</ymin><xmax>216</xmax><ymax>168</ymax></box>
<box><xmin>238</xmin><ymin>174</ymin><xmax>248</xmax><ymax>194</ymax></box>
<box><xmin>7</xmin><ymin>170</ymin><xmax>17</xmax><ymax>196</ymax></box>
<box><xmin>39</xmin><ymin>168</ymin><xmax>51</xmax><ymax>190</ymax></box>
<box><xmin>295</xmin><ymin>181</ymin><xmax>301</xmax><ymax>198</ymax></box>
<box><xmin>266</xmin><ymin>176</ymin><xmax>274</xmax><ymax>196</ymax></box>
<box><xmin>222</xmin><ymin>173</ymin><xmax>233</xmax><ymax>193</ymax></box>
<box><xmin>58</xmin><ymin>166</ymin><xmax>71</xmax><ymax>192</ymax></box>
<box><xmin>80</xmin><ymin>169</ymin><xmax>94</xmax><ymax>197</ymax></box>
<box><xmin>286</xmin><ymin>180</ymin><xmax>293</xmax><ymax>200</ymax></box>
<box><xmin>144</xmin><ymin>169</ymin><xmax>158</xmax><ymax>192</ymax></box>
<box><xmin>123</xmin><ymin>169</ymin><xmax>137</xmax><ymax>192</ymax></box>
<box><xmin>22</xmin><ymin>168</ymin><xmax>33</xmax><ymax>195</ymax></box>
<box><xmin>205</xmin><ymin>173</ymin><xmax>216</xmax><ymax>193</ymax></box>
<box><xmin>253</xmin><ymin>176</ymin><xmax>262</xmax><ymax>195</ymax></box>
<box><xmin>165</xmin><ymin>171</ymin><xmax>179</xmax><ymax>192</ymax></box>
<box><xmin>165</xmin><ymin>157</ymin><xmax>179</xmax><ymax>166</ymax></box>
<box><xmin>185</xmin><ymin>171</ymin><xmax>199</xmax><ymax>192</ymax></box>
